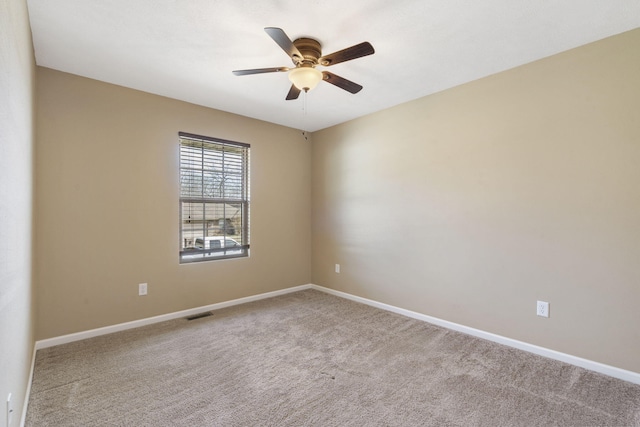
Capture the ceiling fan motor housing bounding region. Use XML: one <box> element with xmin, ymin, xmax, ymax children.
<box><xmin>292</xmin><ymin>38</ymin><xmax>322</xmax><ymax>66</ymax></box>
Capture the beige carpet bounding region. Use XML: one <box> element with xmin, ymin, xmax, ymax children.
<box><xmin>26</xmin><ymin>289</ymin><xmax>640</xmax><ymax>426</ymax></box>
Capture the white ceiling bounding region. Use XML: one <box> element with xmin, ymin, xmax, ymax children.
<box><xmin>27</xmin><ymin>0</ymin><xmax>640</xmax><ymax>132</ymax></box>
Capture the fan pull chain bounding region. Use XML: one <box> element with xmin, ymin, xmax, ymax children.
<box><xmin>303</xmin><ymin>90</ymin><xmax>308</xmax><ymax>117</ymax></box>
<box><xmin>302</xmin><ymin>90</ymin><xmax>308</xmax><ymax>135</ymax></box>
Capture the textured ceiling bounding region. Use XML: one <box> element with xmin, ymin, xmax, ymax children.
<box><xmin>27</xmin><ymin>0</ymin><xmax>640</xmax><ymax>132</ymax></box>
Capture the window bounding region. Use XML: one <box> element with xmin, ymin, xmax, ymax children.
<box><xmin>179</xmin><ymin>132</ymin><xmax>249</xmax><ymax>263</ymax></box>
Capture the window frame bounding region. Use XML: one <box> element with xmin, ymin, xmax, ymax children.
<box><xmin>178</xmin><ymin>132</ymin><xmax>250</xmax><ymax>263</ymax></box>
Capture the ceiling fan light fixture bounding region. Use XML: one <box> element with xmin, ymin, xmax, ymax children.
<box><xmin>288</xmin><ymin>67</ymin><xmax>323</xmax><ymax>92</ymax></box>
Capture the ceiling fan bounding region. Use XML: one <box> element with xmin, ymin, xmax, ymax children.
<box><xmin>233</xmin><ymin>27</ymin><xmax>375</xmax><ymax>100</ymax></box>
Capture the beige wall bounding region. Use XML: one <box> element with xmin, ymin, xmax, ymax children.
<box><xmin>311</xmin><ymin>29</ymin><xmax>640</xmax><ymax>373</ymax></box>
<box><xmin>35</xmin><ymin>68</ymin><xmax>311</xmax><ymax>339</ymax></box>
<box><xmin>0</xmin><ymin>0</ymin><xmax>36</xmax><ymax>424</ymax></box>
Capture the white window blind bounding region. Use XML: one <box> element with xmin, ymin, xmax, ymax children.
<box><xmin>179</xmin><ymin>132</ymin><xmax>249</xmax><ymax>263</ymax></box>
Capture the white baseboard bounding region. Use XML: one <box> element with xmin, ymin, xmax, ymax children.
<box><xmin>35</xmin><ymin>284</ymin><xmax>313</xmax><ymax>350</ymax></box>
<box><xmin>309</xmin><ymin>284</ymin><xmax>640</xmax><ymax>385</ymax></box>
<box><xmin>33</xmin><ymin>282</ymin><xmax>640</xmax><ymax>386</ymax></box>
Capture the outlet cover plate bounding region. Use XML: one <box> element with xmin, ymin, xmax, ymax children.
<box><xmin>7</xmin><ymin>392</ymin><xmax>13</xmax><ymax>427</ymax></box>
<box><xmin>139</xmin><ymin>283</ymin><xmax>148</xmax><ymax>296</ymax></box>
<box><xmin>537</xmin><ymin>300</ymin><xmax>549</xmax><ymax>317</ymax></box>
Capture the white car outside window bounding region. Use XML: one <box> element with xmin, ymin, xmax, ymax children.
<box><xmin>182</xmin><ymin>236</ymin><xmax>243</xmax><ymax>260</ymax></box>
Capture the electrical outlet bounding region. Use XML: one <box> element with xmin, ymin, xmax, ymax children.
<box><xmin>7</xmin><ymin>393</ymin><xmax>13</xmax><ymax>427</ymax></box>
<box><xmin>537</xmin><ymin>300</ymin><xmax>549</xmax><ymax>318</ymax></box>
<box><xmin>335</xmin><ymin>264</ymin><xmax>340</xmax><ymax>274</ymax></box>
<box><xmin>138</xmin><ymin>283</ymin><xmax>148</xmax><ymax>296</ymax></box>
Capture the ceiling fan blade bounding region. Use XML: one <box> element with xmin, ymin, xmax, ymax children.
<box><xmin>322</xmin><ymin>71</ymin><xmax>363</xmax><ymax>94</ymax></box>
<box><xmin>285</xmin><ymin>84</ymin><xmax>301</xmax><ymax>100</ymax></box>
<box><xmin>265</xmin><ymin>27</ymin><xmax>303</xmax><ymax>61</ymax></box>
<box><xmin>319</xmin><ymin>42</ymin><xmax>375</xmax><ymax>66</ymax></box>
<box><xmin>232</xmin><ymin>67</ymin><xmax>289</xmax><ymax>76</ymax></box>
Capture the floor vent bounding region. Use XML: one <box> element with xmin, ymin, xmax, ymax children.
<box><xmin>186</xmin><ymin>311</ymin><xmax>213</xmax><ymax>321</ymax></box>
